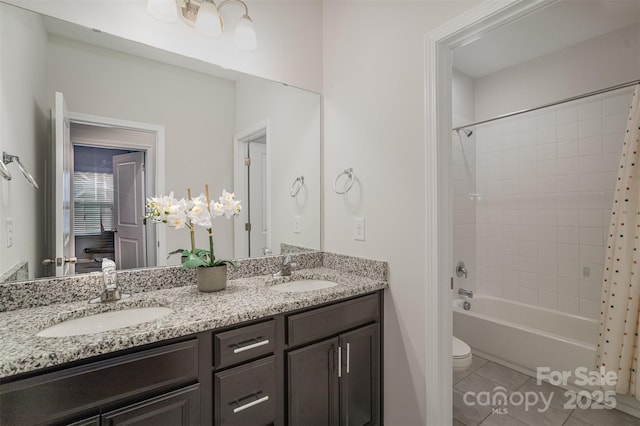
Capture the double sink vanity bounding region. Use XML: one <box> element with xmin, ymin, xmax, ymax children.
<box><xmin>0</xmin><ymin>252</ymin><xmax>387</xmax><ymax>426</ymax></box>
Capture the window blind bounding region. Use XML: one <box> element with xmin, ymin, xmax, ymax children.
<box><xmin>73</xmin><ymin>171</ymin><xmax>115</xmax><ymax>235</ymax></box>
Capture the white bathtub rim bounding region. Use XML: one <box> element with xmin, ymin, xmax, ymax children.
<box><xmin>453</xmin><ymin>295</ymin><xmax>597</xmax><ymax>351</ymax></box>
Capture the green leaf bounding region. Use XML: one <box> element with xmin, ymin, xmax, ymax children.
<box><xmin>183</xmin><ymin>253</ymin><xmax>209</xmax><ymax>269</ymax></box>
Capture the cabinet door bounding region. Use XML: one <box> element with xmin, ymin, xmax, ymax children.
<box><xmin>287</xmin><ymin>338</ymin><xmax>339</xmax><ymax>426</ymax></box>
<box><xmin>340</xmin><ymin>324</ymin><xmax>380</xmax><ymax>426</ymax></box>
<box><xmin>102</xmin><ymin>384</ymin><xmax>200</xmax><ymax>426</ymax></box>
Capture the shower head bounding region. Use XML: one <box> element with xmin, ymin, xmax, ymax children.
<box><xmin>455</xmin><ymin>128</ymin><xmax>473</xmax><ymax>138</ymax></box>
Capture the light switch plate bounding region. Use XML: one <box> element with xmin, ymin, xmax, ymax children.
<box><xmin>6</xmin><ymin>218</ymin><xmax>13</xmax><ymax>248</ymax></box>
<box><xmin>294</xmin><ymin>216</ymin><xmax>302</xmax><ymax>234</ymax></box>
<box><xmin>354</xmin><ymin>218</ymin><xmax>365</xmax><ymax>241</ymax></box>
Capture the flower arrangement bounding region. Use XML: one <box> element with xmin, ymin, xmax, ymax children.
<box><xmin>145</xmin><ymin>185</ymin><xmax>241</xmax><ymax>269</ymax></box>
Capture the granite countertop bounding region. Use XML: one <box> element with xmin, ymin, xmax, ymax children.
<box><xmin>0</xmin><ymin>259</ymin><xmax>387</xmax><ymax>379</ymax></box>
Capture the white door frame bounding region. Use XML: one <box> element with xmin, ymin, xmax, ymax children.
<box><xmin>233</xmin><ymin>120</ymin><xmax>271</xmax><ymax>258</ymax></box>
<box><xmin>423</xmin><ymin>1</ymin><xmax>557</xmax><ymax>423</ymax></box>
<box><xmin>68</xmin><ymin>112</ymin><xmax>166</xmax><ymax>267</ymax></box>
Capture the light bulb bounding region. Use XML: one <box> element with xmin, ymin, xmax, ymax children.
<box><xmin>147</xmin><ymin>0</ymin><xmax>178</xmax><ymax>23</ymax></box>
<box><xmin>195</xmin><ymin>1</ymin><xmax>223</xmax><ymax>37</ymax></box>
<box><xmin>234</xmin><ymin>15</ymin><xmax>256</xmax><ymax>51</ymax></box>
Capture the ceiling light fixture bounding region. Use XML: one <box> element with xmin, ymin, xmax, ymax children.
<box><xmin>147</xmin><ymin>0</ymin><xmax>257</xmax><ymax>51</ymax></box>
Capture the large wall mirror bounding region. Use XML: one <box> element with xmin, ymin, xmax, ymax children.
<box><xmin>0</xmin><ymin>1</ymin><xmax>321</xmax><ymax>282</ymax></box>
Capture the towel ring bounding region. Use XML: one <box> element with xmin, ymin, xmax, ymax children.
<box><xmin>333</xmin><ymin>168</ymin><xmax>355</xmax><ymax>194</ymax></box>
<box><xmin>290</xmin><ymin>176</ymin><xmax>304</xmax><ymax>197</ymax></box>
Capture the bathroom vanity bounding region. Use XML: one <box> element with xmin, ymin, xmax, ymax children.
<box><xmin>0</xmin><ymin>253</ymin><xmax>386</xmax><ymax>426</ymax></box>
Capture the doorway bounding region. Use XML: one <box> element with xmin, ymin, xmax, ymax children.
<box><xmin>70</xmin><ymin>123</ymin><xmax>156</xmax><ymax>272</ymax></box>
<box><xmin>234</xmin><ymin>121</ymin><xmax>271</xmax><ymax>258</ymax></box>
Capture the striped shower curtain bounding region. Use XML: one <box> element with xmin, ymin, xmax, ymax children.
<box><xmin>595</xmin><ymin>84</ymin><xmax>640</xmax><ymax>401</ymax></box>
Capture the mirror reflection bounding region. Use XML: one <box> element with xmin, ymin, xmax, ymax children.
<box><xmin>0</xmin><ymin>2</ymin><xmax>321</xmax><ymax>283</ymax></box>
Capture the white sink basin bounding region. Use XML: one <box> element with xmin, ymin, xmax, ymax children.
<box><xmin>37</xmin><ymin>307</ymin><xmax>173</xmax><ymax>337</ymax></box>
<box><xmin>270</xmin><ymin>279</ymin><xmax>338</xmax><ymax>293</ymax></box>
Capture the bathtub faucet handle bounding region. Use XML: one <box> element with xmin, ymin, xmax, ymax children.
<box><xmin>456</xmin><ymin>261</ymin><xmax>468</xmax><ymax>279</ymax></box>
<box><xmin>458</xmin><ymin>288</ymin><xmax>473</xmax><ymax>299</ymax></box>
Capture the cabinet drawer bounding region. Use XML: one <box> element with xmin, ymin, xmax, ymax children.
<box><xmin>287</xmin><ymin>293</ymin><xmax>379</xmax><ymax>347</ymax></box>
<box><xmin>214</xmin><ymin>320</ymin><xmax>275</xmax><ymax>368</ymax></box>
<box><xmin>214</xmin><ymin>356</ymin><xmax>276</xmax><ymax>426</ymax></box>
<box><xmin>0</xmin><ymin>340</ymin><xmax>198</xmax><ymax>426</ymax></box>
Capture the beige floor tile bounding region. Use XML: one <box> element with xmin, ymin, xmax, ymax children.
<box><xmin>507</xmin><ymin>403</ymin><xmax>571</xmax><ymax>426</ymax></box>
<box><xmin>475</xmin><ymin>362</ymin><xmax>529</xmax><ymax>391</ymax></box>
<box><xmin>480</xmin><ymin>412</ymin><xmax>528</xmax><ymax>426</ymax></box>
<box><xmin>454</xmin><ymin>389</ymin><xmax>493</xmax><ymax>426</ymax></box>
<box><xmin>570</xmin><ymin>406</ymin><xmax>639</xmax><ymax>426</ymax></box>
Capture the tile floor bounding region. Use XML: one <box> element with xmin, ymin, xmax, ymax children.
<box><xmin>453</xmin><ymin>353</ymin><xmax>640</xmax><ymax>426</ymax></box>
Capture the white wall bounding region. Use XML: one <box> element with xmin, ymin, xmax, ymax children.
<box><xmin>8</xmin><ymin>0</ymin><xmax>323</xmax><ymax>93</ymax></box>
<box><xmin>322</xmin><ymin>1</ymin><xmax>481</xmax><ymax>424</ymax></box>
<box><xmin>0</xmin><ymin>4</ymin><xmax>49</xmax><ymax>279</ymax></box>
<box><xmin>235</xmin><ymin>76</ymin><xmax>321</xmax><ymax>256</ymax></box>
<box><xmin>46</xmin><ymin>35</ymin><xmax>237</xmax><ymax>263</ymax></box>
<box><xmin>474</xmin><ymin>23</ymin><xmax>640</xmax><ymax>121</ymax></box>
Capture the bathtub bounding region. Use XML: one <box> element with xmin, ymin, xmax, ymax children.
<box><xmin>452</xmin><ymin>295</ymin><xmax>598</xmax><ymax>383</ymax></box>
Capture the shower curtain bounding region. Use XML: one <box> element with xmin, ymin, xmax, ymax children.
<box><xmin>596</xmin><ymin>84</ymin><xmax>640</xmax><ymax>401</ymax></box>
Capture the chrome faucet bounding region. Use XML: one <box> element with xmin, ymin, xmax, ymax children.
<box><xmin>273</xmin><ymin>255</ymin><xmax>297</xmax><ymax>278</ymax></box>
<box><xmin>90</xmin><ymin>258</ymin><xmax>130</xmax><ymax>303</ymax></box>
<box><xmin>456</xmin><ymin>261</ymin><xmax>468</xmax><ymax>279</ymax></box>
<box><xmin>458</xmin><ymin>288</ymin><xmax>473</xmax><ymax>299</ymax></box>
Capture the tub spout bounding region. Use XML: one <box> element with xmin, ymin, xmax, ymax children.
<box><xmin>458</xmin><ymin>288</ymin><xmax>473</xmax><ymax>299</ymax></box>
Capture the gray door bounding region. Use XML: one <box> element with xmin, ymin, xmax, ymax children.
<box><xmin>113</xmin><ymin>152</ymin><xmax>146</xmax><ymax>270</ymax></box>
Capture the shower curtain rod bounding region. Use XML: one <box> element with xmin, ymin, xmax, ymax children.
<box><xmin>452</xmin><ymin>78</ymin><xmax>640</xmax><ymax>132</ymax></box>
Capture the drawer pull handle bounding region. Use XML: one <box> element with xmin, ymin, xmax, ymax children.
<box><xmin>233</xmin><ymin>395</ymin><xmax>269</xmax><ymax>413</ymax></box>
<box><xmin>233</xmin><ymin>339</ymin><xmax>270</xmax><ymax>354</ymax></box>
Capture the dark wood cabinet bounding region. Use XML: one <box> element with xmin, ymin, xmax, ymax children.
<box><xmin>286</xmin><ymin>294</ymin><xmax>382</xmax><ymax>426</ymax></box>
<box><xmin>340</xmin><ymin>324</ymin><xmax>380</xmax><ymax>426</ymax></box>
<box><xmin>0</xmin><ymin>291</ymin><xmax>382</xmax><ymax>426</ymax></box>
<box><xmin>102</xmin><ymin>384</ymin><xmax>200</xmax><ymax>426</ymax></box>
<box><xmin>288</xmin><ymin>338</ymin><xmax>340</xmax><ymax>426</ymax></box>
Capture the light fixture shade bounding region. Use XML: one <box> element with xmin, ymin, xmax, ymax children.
<box><xmin>195</xmin><ymin>1</ymin><xmax>223</xmax><ymax>37</ymax></box>
<box><xmin>234</xmin><ymin>15</ymin><xmax>256</xmax><ymax>51</ymax></box>
<box><xmin>147</xmin><ymin>0</ymin><xmax>178</xmax><ymax>23</ymax></box>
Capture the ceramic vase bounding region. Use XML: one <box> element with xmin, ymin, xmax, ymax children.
<box><xmin>196</xmin><ymin>264</ymin><xmax>227</xmax><ymax>292</ymax></box>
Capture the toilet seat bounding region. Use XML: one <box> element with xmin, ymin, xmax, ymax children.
<box><xmin>452</xmin><ymin>336</ymin><xmax>472</xmax><ymax>373</ymax></box>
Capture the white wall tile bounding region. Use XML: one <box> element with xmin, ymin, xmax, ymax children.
<box><xmin>538</xmin><ymin>274</ymin><xmax>558</xmax><ymax>292</ymax></box>
<box><xmin>538</xmin><ymin>291</ymin><xmax>558</xmax><ymax>310</ymax></box>
<box><xmin>558</xmin><ymin>227</ymin><xmax>579</xmax><ymax>244</ymax></box>
<box><xmin>579</xmin><ymin>135</ymin><xmax>602</xmax><ymax>155</ymax></box>
<box><xmin>557</xmin><ymin>139</ymin><xmax>578</xmax><ymax>157</ymax></box>
<box><xmin>538</xmin><ymin>242</ymin><xmax>558</xmax><ymax>259</ymax></box>
<box><xmin>462</xmin><ymin>94</ymin><xmax>621</xmax><ymax>316</ymax></box>
<box><xmin>580</xmin><ymin>227</ymin><xmax>603</xmax><ymax>246</ymax></box>
<box><xmin>557</xmin><ymin>123</ymin><xmax>578</xmax><ymax>142</ymax></box>
<box><xmin>579</xmin><ymin>298</ymin><xmax>599</xmax><ymax>319</ymax></box>
<box><xmin>558</xmin><ymin>243</ymin><xmax>580</xmax><ymax>262</ymax></box>
<box><xmin>558</xmin><ymin>294</ymin><xmax>580</xmax><ymax>315</ymax></box>
<box><xmin>602</xmin><ymin>92</ymin><xmax>632</xmax><ymax>116</ymax></box>
<box><xmin>602</xmin><ymin>132</ymin><xmax>624</xmax><ymax>154</ymax></box>
<box><xmin>578</xmin><ymin>119</ymin><xmax>602</xmax><ymax>138</ymax></box>
<box><xmin>578</xmin><ymin>100</ymin><xmax>602</xmax><ymax>120</ymax></box>
<box><xmin>557</xmin><ymin>106</ymin><xmax>578</xmax><ymax>125</ymax></box>
<box><xmin>558</xmin><ymin>278</ymin><xmax>580</xmax><ymax>296</ymax></box>
<box><xmin>519</xmin><ymin>287</ymin><xmax>538</xmax><ymax>304</ymax></box>
<box><xmin>602</xmin><ymin>112</ymin><xmax>628</xmax><ymax>135</ymax></box>
<box><xmin>557</xmin><ymin>157</ymin><xmax>579</xmax><ymax>174</ymax></box>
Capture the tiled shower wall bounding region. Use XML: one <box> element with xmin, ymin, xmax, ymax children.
<box><xmin>464</xmin><ymin>87</ymin><xmax>633</xmax><ymax>319</ymax></box>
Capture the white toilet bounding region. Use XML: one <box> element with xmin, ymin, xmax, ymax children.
<box><xmin>452</xmin><ymin>336</ymin><xmax>472</xmax><ymax>373</ymax></box>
